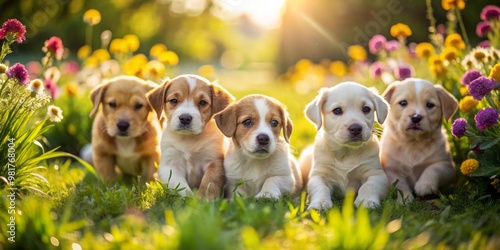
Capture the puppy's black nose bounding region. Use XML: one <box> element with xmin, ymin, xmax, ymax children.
<box><xmin>117</xmin><ymin>120</ymin><xmax>130</xmax><ymax>132</ymax></box>
<box><xmin>348</xmin><ymin>124</ymin><xmax>363</xmax><ymax>136</ymax></box>
<box><xmin>179</xmin><ymin>114</ymin><xmax>192</xmax><ymax>125</ymax></box>
<box><xmin>256</xmin><ymin>134</ymin><xmax>270</xmax><ymax>146</ymax></box>
<box><xmin>411</xmin><ymin>114</ymin><xmax>423</xmax><ymax>124</ymax></box>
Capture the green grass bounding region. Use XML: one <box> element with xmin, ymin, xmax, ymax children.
<box><xmin>1</xmin><ymin>83</ymin><xmax>500</xmax><ymax>249</ymax></box>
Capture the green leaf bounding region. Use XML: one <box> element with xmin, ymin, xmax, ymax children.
<box><xmin>471</xmin><ymin>164</ymin><xmax>500</xmax><ymax>177</ymax></box>
<box><xmin>479</xmin><ymin>138</ymin><xmax>500</xmax><ymax>150</ymax></box>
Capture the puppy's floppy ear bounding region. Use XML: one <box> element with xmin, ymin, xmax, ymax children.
<box><xmin>305</xmin><ymin>88</ymin><xmax>327</xmax><ymax>130</ymax></box>
<box><xmin>280</xmin><ymin>107</ymin><xmax>293</xmax><ymax>143</ymax></box>
<box><xmin>210</xmin><ymin>81</ymin><xmax>235</xmax><ymax>116</ymax></box>
<box><xmin>382</xmin><ymin>81</ymin><xmax>399</xmax><ymax>103</ymax></box>
<box><xmin>370</xmin><ymin>89</ymin><xmax>389</xmax><ymax>124</ymax></box>
<box><xmin>147</xmin><ymin>78</ymin><xmax>170</xmax><ymax>121</ymax></box>
<box><xmin>435</xmin><ymin>85</ymin><xmax>458</xmax><ymax>120</ymax></box>
<box><xmin>89</xmin><ymin>82</ymin><xmax>108</xmax><ymax>118</ymax></box>
<box><xmin>214</xmin><ymin>104</ymin><xmax>236</xmax><ymax>137</ymax></box>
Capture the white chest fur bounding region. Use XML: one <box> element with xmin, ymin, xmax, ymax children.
<box><xmin>115</xmin><ymin>137</ymin><xmax>141</xmax><ymax>175</ymax></box>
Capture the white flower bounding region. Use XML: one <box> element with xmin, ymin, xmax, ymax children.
<box><xmin>44</xmin><ymin>66</ymin><xmax>61</xmax><ymax>84</ymax></box>
<box><xmin>28</xmin><ymin>79</ymin><xmax>44</xmax><ymax>93</ymax></box>
<box><xmin>47</xmin><ymin>105</ymin><xmax>63</xmax><ymax>122</ymax></box>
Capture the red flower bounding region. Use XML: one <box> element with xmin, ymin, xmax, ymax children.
<box><xmin>0</xmin><ymin>19</ymin><xmax>26</xmax><ymax>43</ymax></box>
<box><xmin>44</xmin><ymin>36</ymin><xmax>64</xmax><ymax>60</ymax></box>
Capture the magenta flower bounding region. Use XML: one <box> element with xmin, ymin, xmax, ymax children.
<box><xmin>394</xmin><ymin>65</ymin><xmax>414</xmax><ymax>80</ymax></box>
<box><xmin>476</xmin><ymin>21</ymin><xmax>491</xmax><ymax>37</ymax></box>
<box><xmin>461</xmin><ymin>70</ymin><xmax>482</xmax><ymax>85</ymax></box>
<box><xmin>478</xmin><ymin>40</ymin><xmax>491</xmax><ymax>48</ymax></box>
<box><xmin>468</xmin><ymin>76</ymin><xmax>496</xmax><ymax>100</ymax></box>
<box><xmin>44</xmin><ymin>79</ymin><xmax>59</xmax><ymax>98</ymax></box>
<box><xmin>385</xmin><ymin>40</ymin><xmax>399</xmax><ymax>52</ymax></box>
<box><xmin>44</xmin><ymin>36</ymin><xmax>64</xmax><ymax>60</ymax></box>
<box><xmin>471</xmin><ymin>143</ymin><xmax>484</xmax><ymax>155</ymax></box>
<box><xmin>369</xmin><ymin>35</ymin><xmax>387</xmax><ymax>55</ymax></box>
<box><xmin>451</xmin><ymin>118</ymin><xmax>467</xmax><ymax>138</ymax></box>
<box><xmin>369</xmin><ymin>61</ymin><xmax>385</xmax><ymax>78</ymax></box>
<box><xmin>475</xmin><ymin>108</ymin><xmax>499</xmax><ymax>130</ymax></box>
<box><xmin>481</xmin><ymin>5</ymin><xmax>500</xmax><ymax>21</ymax></box>
<box><xmin>0</xmin><ymin>19</ymin><xmax>26</xmax><ymax>43</ymax></box>
<box><xmin>6</xmin><ymin>63</ymin><xmax>30</xmax><ymax>85</ymax></box>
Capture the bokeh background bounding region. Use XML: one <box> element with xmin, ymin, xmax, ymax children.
<box><xmin>1</xmin><ymin>0</ymin><xmax>496</xmax><ymax>76</ymax></box>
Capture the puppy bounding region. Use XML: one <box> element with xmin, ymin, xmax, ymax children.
<box><xmin>89</xmin><ymin>75</ymin><xmax>161</xmax><ymax>183</ymax></box>
<box><xmin>301</xmin><ymin>82</ymin><xmax>389</xmax><ymax>210</ymax></box>
<box><xmin>380</xmin><ymin>78</ymin><xmax>458</xmax><ymax>203</ymax></box>
<box><xmin>147</xmin><ymin>74</ymin><xmax>234</xmax><ymax>199</ymax></box>
<box><xmin>214</xmin><ymin>95</ymin><xmax>302</xmax><ymax>199</ymax></box>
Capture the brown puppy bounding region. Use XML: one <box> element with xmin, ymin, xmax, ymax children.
<box><xmin>89</xmin><ymin>75</ymin><xmax>161</xmax><ymax>183</ymax></box>
<box><xmin>381</xmin><ymin>78</ymin><xmax>458</xmax><ymax>203</ymax></box>
<box><xmin>147</xmin><ymin>74</ymin><xmax>234</xmax><ymax>199</ymax></box>
<box><xmin>214</xmin><ymin>95</ymin><xmax>302</xmax><ymax>199</ymax></box>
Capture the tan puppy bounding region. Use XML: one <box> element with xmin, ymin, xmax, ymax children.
<box><xmin>89</xmin><ymin>75</ymin><xmax>161</xmax><ymax>183</ymax></box>
<box><xmin>381</xmin><ymin>78</ymin><xmax>458</xmax><ymax>203</ymax></box>
<box><xmin>214</xmin><ymin>95</ymin><xmax>302</xmax><ymax>199</ymax></box>
<box><xmin>147</xmin><ymin>74</ymin><xmax>234</xmax><ymax>199</ymax></box>
<box><xmin>301</xmin><ymin>82</ymin><xmax>389</xmax><ymax>210</ymax></box>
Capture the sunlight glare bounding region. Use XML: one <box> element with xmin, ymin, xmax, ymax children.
<box><xmin>244</xmin><ymin>0</ymin><xmax>286</xmax><ymax>29</ymax></box>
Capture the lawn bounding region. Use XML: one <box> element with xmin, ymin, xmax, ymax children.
<box><xmin>2</xmin><ymin>1</ymin><xmax>500</xmax><ymax>249</ymax></box>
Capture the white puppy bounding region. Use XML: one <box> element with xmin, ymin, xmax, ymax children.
<box><xmin>301</xmin><ymin>82</ymin><xmax>389</xmax><ymax>210</ymax></box>
<box><xmin>214</xmin><ymin>95</ymin><xmax>302</xmax><ymax>199</ymax></box>
<box><xmin>147</xmin><ymin>74</ymin><xmax>234</xmax><ymax>199</ymax></box>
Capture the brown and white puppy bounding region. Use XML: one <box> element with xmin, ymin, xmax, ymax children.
<box><xmin>89</xmin><ymin>75</ymin><xmax>161</xmax><ymax>183</ymax></box>
<box><xmin>381</xmin><ymin>78</ymin><xmax>458</xmax><ymax>203</ymax></box>
<box><xmin>301</xmin><ymin>82</ymin><xmax>389</xmax><ymax>210</ymax></box>
<box><xmin>147</xmin><ymin>74</ymin><xmax>234</xmax><ymax>199</ymax></box>
<box><xmin>214</xmin><ymin>95</ymin><xmax>302</xmax><ymax>199</ymax></box>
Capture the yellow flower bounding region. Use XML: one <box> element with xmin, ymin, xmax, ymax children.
<box><xmin>123</xmin><ymin>34</ymin><xmax>140</xmax><ymax>52</ymax></box>
<box><xmin>489</xmin><ymin>63</ymin><xmax>500</xmax><ymax>82</ymax></box>
<box><xmin>83</xmin><ymin>9</ymin><xmax>101</xmax><ymax>26</ymax></box>
<box><xmin>428</xmin><ymin>55</ymin><xmax>447</xmax><ymax>76</ymax></box>
<box><xmin>330</xmin><ymin>60</ymin><xmax>347</xmax><ymax>77</ymax></box>
<box><xmin>440</xmin><ymin>46</ymin><xmax>459</xmax><ymax>62</ymax></box>
<box><xmin>459</xmin><ymin>96</ymin><xmax>478</xmax><ymax>113</ymax></box>
<box><xmin>444</xmin><ymin>33</ymin><xmax>466</xmax><ymax>50</ymax></box>
<box><xmin>415</xmin><ymin>42</ymin><xmax>435</xmax><ymax>58</ymax></box>
<box><xmin>77</xmin><ymin>45</ymin><xmax>90</xmax><ymax>59</ymax></box>
<box><xmin>150</xmin><ymin>43</ymin><xmax>167</xmax><ymax>58</ymax></box>
<box><xmin>0</xmin><ymin>63</ymin><xmax>7</xmax><ymax>74</ymax></box>
<box><xmin>348</xmin><ymin>45</ymin><xmax>367</xmax><ymax>61</ymax></box>
<box><xmin>442</xmin><ymin>0</ymin><xmax>465</xmax><ymax>11</ymax></box>
<box><xmin>84</xmin><ymin>56</ymin><xmax>99</xmax><ymax>68</ymax></box>
<box><xmin>198</xmin><ymin>64</ymin><xmax>216</xmax><ymax>79</ymax></box>
<box><xmin>109</xmin><ymin>39</ymin><xmax>128</xmax><ymax>54</ymax></box>
<box><xmin>459</xmin><ymin>86</ymin><xmax>469</xmax><ymax>96</ymax></box>
<box><xmin>460</xmin><ymin>159</ymin><xmax>479</xmax><ymax>176</ymax></box>
<box><xmin>65</xmin><ymin>82</ymin><xmax>78</xmax><ymax>96</ymax></box>
<box><xmin>491</xmin><ymin>179</ymin><xmax>500</xmax><ymax>193</ymax></box>
<box><xmin>123</xmin><ymin>54</ymin><xmax>148</xmax><ymax>78</ymax></box>
<box><xmin>92</xmin><ymin>49</ymin><xmax>110</xmax><ymax>63</ymax></box>
<box><xmin>47</xmin><ymin>105</ymin><xmax>64</xmax><ymax>123</ymax></box>
<box><xmin>295</xmin><ymin>59</ymin><xmax>313</xmax><ymax>72</ymax></box>
<box><xmin>145</xmin><ymin>60</ymin><xmax>166</xmax><ymax>79</ymax></box>
<box><xmin>158</xmin><ymin>51</ymin><xmax>179</xmax><ymax>66</ymax></box>
<box><xmin>390</xmin><ymin>23</ymin><xmax>412</xmax><ymax>39</ymax></box>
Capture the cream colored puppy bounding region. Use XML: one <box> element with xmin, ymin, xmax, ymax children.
<box><xmin>147</xmin><ymin>74</ymin><xmax>234</xmax><ymax>199</ymax></box>
<box><xmin>214</xmin><ymin>95</ymin><xmax>302</xmax><ymax>199</ymax></box>
<box><xmin>381</xmin><ymin>78</ymin><xmax>458</xmax><ymax>203</ymax></box>
<box><xmin>302</xmin><ymin>82</ymin><xmax>389</xmax><ymax>210</ymax></box>
<box><xmin>89</xmin><ymin>76</ymin><xmax>161</xmax><ymax>183</ymax></box>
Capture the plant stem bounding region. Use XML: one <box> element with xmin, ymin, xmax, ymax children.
<box><xmin>455</xmin><ymin>8</ymin><xmax>470</xmax><ymax>49</ymax></box>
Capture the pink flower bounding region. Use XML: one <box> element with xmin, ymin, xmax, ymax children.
<box><xmin>451</xmin><ymin>118</ymin><xmax>467</xmax><ymax>138</ymax></box>
<box><xmin>0</xmin><ymin>19</ymin><xmax>26</xmax><ymax>43</ymax></box>
<box><xmin>369</xmin><ymin>61</ymin><xmax>385</xmax><ymax>78</ymax></box>
<box><xmin>385</xmin><ymin>40</ymin><xmax>399</xmax><ymax>53</ymax></box>
<box><xmin>368</xmin><ymin>35</ymin><xmax>386</xmax><ymax>55</ymax></box>
<box><xmin>481</xmin><ymin>5</ymin><xmax>500</xmax><ymax>21</ymax></box>
<box><xmin>6</xmin><ymin>63</ymin><xmax>30</xmax><ymax>85</ymax></box>
<box><xmin>474</xmin><ymin>108</ymin><xmax>499</xmax><ymax>130</ymax></box>
<box><xmin>468</xmin><ymin>76</ymin><xmax>495</xmax><ymax>100</ymax></box>
<box><xmin>476</xmin><ymin>21</ymin><xmax>491</xmax><ymax>37</ymax></box>
<box><xmin>44</xmin><ymin>79</ymin><xmax>59</xmax><ymax>98</ymax></box>
<box><xmin>44</xmin><ymin>36</ymin><xmax>64</xmax><ymax>60</ymax></box>
<box><xmin>394</xmin><ymin>65</ymin><xmax>414</xmax><ymax>80</ymax></box>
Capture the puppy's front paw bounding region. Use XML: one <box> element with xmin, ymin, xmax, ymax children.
<box><xmin>354</xmin><ymin>196</ymin><xmax>380</xmax><ymax>208</ymax></box>
<box><xmin>307</xmin><ymin>199</ymin><xmax>333</xmax><ymax>211</ymax></box>
<box><xmin>255</xmin><ymin>191</ymin><xmax>280</xmax><ymax>199</ymax></box>
<box><xmin>414</xmin><ymin>180</ymin><xmax>438</xmax><ymax>197</ymax></box>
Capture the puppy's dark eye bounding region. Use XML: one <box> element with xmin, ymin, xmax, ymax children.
<box><xmin>333</xmin><ymin>108</ymin><xmax>343</xmax><ymax>115</ymax></box>
<box><xmin>362</xmin><ymin>106</ymin><xmax>371</xmax><ymax>114</ymax></box>
<box><xmin>169</xmin><ymin>99</ymin><xmax>178</xmax><ymax>106</ymax></box>
<box><xmin>135</xmin><ymin>103</ymin><xmax>143</xmax><ymax>110</ymax></box>
<box><xmin>426</xmin><ymin>102</ymin><xmax>435</xmax><ymax>109</ymax></box>
<box><xmin>399</xmin><ymin>100</ymin><xmax>408</xmax><ymax>107</ymax></box>
<box><xmin>243</xmin><ymin>119</ymin><xmax>253</xmax><ymax>127</ymax></box>
<box><xmin>109</xmin><ymin>101</ymin><xmax>116</xmax><ymax>108</ymax></box>
<box><xmin>270</xmin><ymin>120</ymin><xmax>279</xmax><ymax>128</ymax></box>
<box><xmin>199</xmin><ymin>100</ymin><xmax>208</xmax><ymax>107</ymax></box>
